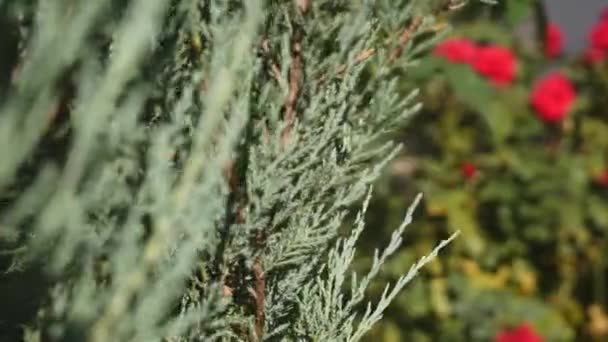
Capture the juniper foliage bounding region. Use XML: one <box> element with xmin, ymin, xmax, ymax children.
<box><xmin>0</xmin><ymin>0</ymin><xmax>488</xmax><ymax>341</ymax></box>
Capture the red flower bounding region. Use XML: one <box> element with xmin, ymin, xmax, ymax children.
<box><xmin>596</xmin><ymin>170</ymin><xmax>608</xmax><ymax>187</ymax></box>
<box><xmin>433</xmin><ymin>38</ymin><xmax>477</xmax><ymax>64</ymax></box>
<box><xmin>460</xmin><ymin>162</ymin><xmax>478</xmax><ymax>180</ymax></box>
<box><xmin>544</xmin><ymin>23</ymin><xmax>562</xmax><ymax>58</ymax></box>
<box><xmin>584</xmin><ymin>47</ymin><xmax>607</xmax><ymax>64</ymax></box>
<box><xmin>590</xmin><ymin>20</ymin><xmax>608</xmax><ymax>51</ymax></box>
<box><xmin>496</xmin><ymin>323</ymin><xmax>543</xmax><ymax>342</ymax></box>
<box><xmin>472</xmin><ymin>45</ymin><xmax>517</xmax><ymax>86</ymax></box>
<box><xmin>530</xmin><ymin>72</ymin><xmax>576</xmax><ymax>123</ymax></box>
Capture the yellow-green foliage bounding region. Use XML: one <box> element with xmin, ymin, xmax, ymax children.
<box><xmin>364</xmin><ymin>2</ymin><xmax>608</xmax><ymax>341</ymax></box>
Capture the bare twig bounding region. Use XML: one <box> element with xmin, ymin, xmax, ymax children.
<box><xmin>223</xmin><ymin>160</ymin><xmax>237</xmax><ymax>194</ymax></box>
<box><xmin>344</xmin><ymin>48</ymin><xmax>376</xmax><ymax>71</ymax></box>
<box><xmin>251</xmin><ymin>261</ymin><xmax>266</xmax><ymax>340</ymax></box>
<box><xmin>261</xmin><ymin>39</ymin><xmax>282</xmax><ymax>84</ymax></box>
<box><xmin>296</xmin><ymin>0</ymin><xmax>311</xmax><ymax>14</ymax></box>
<box><xmin>389</xmin><ymin>15</ymin><xmax>424</xmax><ymax>62</ymax></box>
<box><xmin>446</xmin><ymin>0</ymin><xmax>467</xmax><ymax>11</ymax></box>
<box><xmin>316</xmin><ymin>48</ymin><xmax>376</xmax><ymax>85</ymax></box>
<box><xmin>280</xmin><ymin>35</ymin><xmax>302</xmax><ymax>148</ymax></box>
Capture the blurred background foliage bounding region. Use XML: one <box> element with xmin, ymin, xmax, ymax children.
<box><xmin>359</xmin><ymin>1</ymin><xmax>608</xmax><ymax>341</ymax></box>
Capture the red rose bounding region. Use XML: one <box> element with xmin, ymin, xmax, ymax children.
<box><xmin>434</xmin><ymin>38</ymin><xmax>477</xmax><ymax>64</ymax></box>
<box><xmin>590</xmin><ymin>20</ymin><xmax>608</xmax><ymax>51</ymax></box>
<box><xmin>496</xmin><ymin>324</ymin><xmax>543</xmax><ymax>342</ymax></box>
<box><xmin>595</xmin><ymin>170</ymin><xmax>608</xmax><ymax>186</ymax></box>
<box><xmin>460</xmin><ymin>162</ymin><xmax>478</xmax><ymax>180</ymax></box>
<box><xmin>472</xmin><ymin>45</ymin><xmax>517</xmax><ymax>86</ymax></box>
<box><xmin>530</xmin><ymin>72</ymin><xmax>576</xmax><ymax>123</ymax></box>
<box><xmin>584</xmin><ymin>47</ymin><xmax>606</xmax><ymax>64</ymax></box>
<box><xmin>545</xmin><ymin>23</ymin><xmax>562</xmax><ymax>58</ymax></box>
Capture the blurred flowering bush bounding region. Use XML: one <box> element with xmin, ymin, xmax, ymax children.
<box><xmin>362</xmin><ymin>2</ymin><xmax>608</xmax><ymax>341</ymax></box>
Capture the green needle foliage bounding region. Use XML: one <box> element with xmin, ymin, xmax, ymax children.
<box><xmin>0</xmin><ymin>1</ymin><xmax>488</xmax><ymax>341</ymax></box>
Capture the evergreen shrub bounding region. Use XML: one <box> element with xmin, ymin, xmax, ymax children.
<box><xmin>0</xmin><ymin>0</ymin><xmax>491</xmax><ymax>340</ymax></box>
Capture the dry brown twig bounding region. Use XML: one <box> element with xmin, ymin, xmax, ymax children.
<box><xmin>250</xmin><ymin>261</ymin><xmax>266</xmax><ymax>340</ymax></box>
<box><xmin>389</xmin><ymin>15</ymin><xmax>424</xmax><ymax>62</ymax></box>
<box><xmin>296</xmin><ymin>0</ymin><xmax>311</xmax><ymax>13</ymax></box>
<box><xmin>446</xmin><ymin>0</ymin><xmax>467</xmax><ymax>11</ymax></box>
<box><xmin>280</xmin><ymin>34</ymin><xmax>303</xmax><ymax>149</ymax></box>
<box><xmin>316</xmin><ymin>48</ymin><xmax>376</xmax><ymax>86</ymax></box>
<box><xmin>261</xmin><ymin>39</ymin><xmax>283</xmax><ymax>84</ymax></box>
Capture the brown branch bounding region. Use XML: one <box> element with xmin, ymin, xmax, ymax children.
<box><xmin>261</xmin><ymin>121</ymin><xmax>270</xmax><ymax>145</ymax></box>
<box><xmin>316</xmin><ymin>48</ymin><xmax>376</xmax><ymax>85</ymax></box>
<box><xmin>280</xmin><ymin>13</ymin><xmax>306</xmax><ymax>149</ymax></box>
<box><xmin>445</xmin><ymin>0</ymin><xmax>467</xmax><ymax>11</ymax></box>
<box><xmin>251</xmin><ymin>261</ymin><xmax>266</xmax><ymax>340</ymax></box>
<box><xmin>389</xmin><ymin>15</ymin><xmax>424</xmax><ymax>62</ymax></box>
<box><xmin>343</xmin><ymin>48</ymin><xmax>376</xmax><ymax>71</ymax></box>
<box><xmin>280</xmin><ymin>36</ymin><xmax>302</xmax><ymax>147</ymax></box>
<box><xmin>296</xmin><ymin>0</ymin><xmax>311</xmax><ymax>14</ymax></box>
<box><xmin>279</xmin><ymin>0</ymin><xmax>314</xmax><ymax>149</ymax></box>
<box><xmin>222</xmin><ymin>160</ymin><xmax>237</xmax><ymax>194</ymax></box>
<box><xmin>261</xmin><ymin>39</ymin><xmax>282</xmax><ymax>84</ymax></box>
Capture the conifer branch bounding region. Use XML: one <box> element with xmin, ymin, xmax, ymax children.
<box><xmin>317</xmin><ymin>0</ymin><xmax>465</xmax><ymax>85</ymax></box>
<box><xmin>0</xmin><ymin>0</ymin><xmax>490</xmax><ymax>340</ymax></box>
